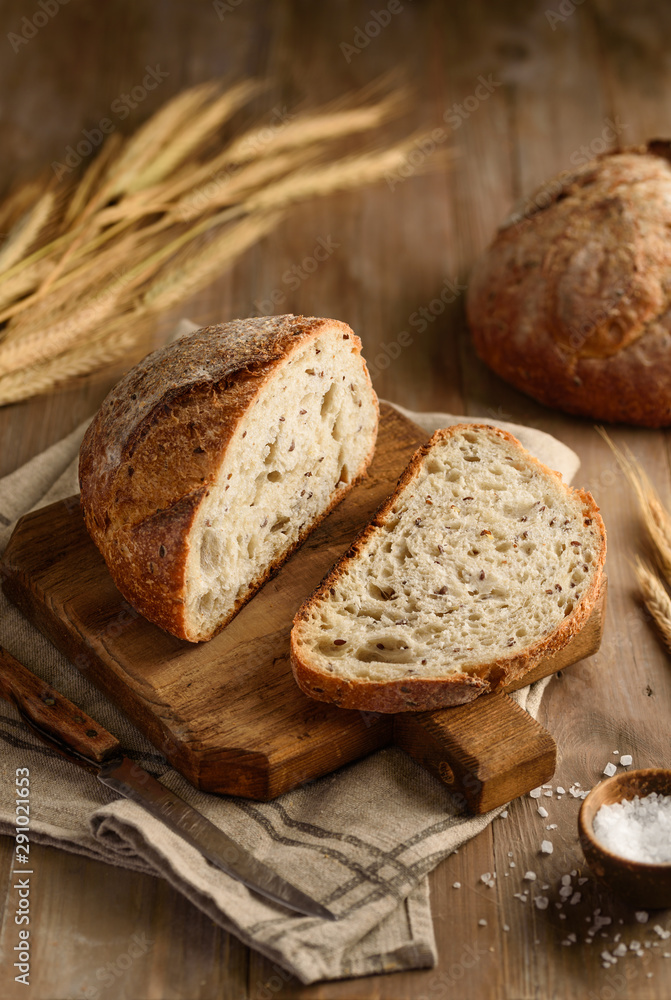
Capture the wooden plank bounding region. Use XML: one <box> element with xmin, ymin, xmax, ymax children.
<box><xmin>0</xmin><ymin>841</ymin><xmax>249</xmax><ymax>1000</ymax></box>
<box><xmin>0</xmin><ymin>0</ymin><xmax>670</xmax><ymax>997</ymax></box>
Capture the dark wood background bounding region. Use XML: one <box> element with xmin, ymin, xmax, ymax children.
<box><xmin>1</xmin><ymin>1</ymin><xmax>670</xmax><ymax>997</ymax></box>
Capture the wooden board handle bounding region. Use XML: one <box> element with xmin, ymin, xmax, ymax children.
<box><xmin>0</xmin><ymin>645</ymin><xmax>121</xmax><ymax>766</ymax></box>
<box><xmin>393</xmin><ymin>692</ymin><xmax>556</xmax><ymax>813</ymax></box>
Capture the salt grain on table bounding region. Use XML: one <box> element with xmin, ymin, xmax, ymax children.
<box><xmin>593</xmin><ymin>794</ymin><xmax>671</xmax><ymax>864</ymax></box>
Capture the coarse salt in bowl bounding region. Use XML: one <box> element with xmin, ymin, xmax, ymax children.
<box><xmin>593</xmin><ymin>792</ymin><xmax>671</xmax><ymax>864</ymax></box>
<box><xmin>579</xmin><ymin>768</ymin><xmax>671</xmax><ymax>909</ymax></box>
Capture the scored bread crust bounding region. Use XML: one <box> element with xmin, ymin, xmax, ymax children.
<box><xmin>291</xmin><ymin>423</ymin><xmax>606</xmax><ymax>712</ymax></box>
<box><xmin>80</xmin><ymin>314</ymin><xmax>378</xmax><ymax>641</ymax></box>
<box><xmin>467</xmin><ymin>142</ymin><xmax>671</xmax><ymax>428</ymax></box>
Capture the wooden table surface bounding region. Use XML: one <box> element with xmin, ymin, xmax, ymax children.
<box><xmin>1</xmin><ymin>1</ymin><xmax>670</xmax><ymax>997</ymax></box>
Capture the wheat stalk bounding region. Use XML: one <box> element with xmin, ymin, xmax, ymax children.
<box><xmin>142</xmin><ymin>210</ymin><xmax>283</xmax><ymax>313</ymax></box>
<box><xmin>63</xmin><ymin>133</ymin><xmax>125</xmax><ymax>226</ymax></box>
<box><xmin>0</xmin><ymin>78</ymin><xmax>447</xmax><ymax>405</ymax></box>
<box><xmin>224</xmin><ymin>91</ymin><xmax>404</xmax><ymax>164</ymax></box>
<box><xmin>0</xmin><ymin>282</ymin><xmax>127</xmax><ymax>374</ymax></box>
<box><xmin>104</xmin><ymin>81</ymin><xmax>223</xmax><ymax>197</ymax></box>
<box><xmin>15</xmin><ymin>84</ymin><xmax>259</xmax><ymax>305</ymax></box>
<box><xmin>598</xmin><ymin>428</ymin><xmax>671</xmax><ymax>582</ymax></box>
<box><xmin>0</xmin><ymin>260</ymin><xmax>51</xmax><ymax>317</ymax></box>
<box><xmin>173</xmin><ymin>149</ymin><xmax>315</xmax><ymax>222</ymax></box>
<box><xmin>0</xmin><ymin>177</ymin><xmax>50</xmax><ymax>236</ymax></box>
<box><xmin>126</xmin><ymin>80</ymin><xmax>261</xmax><ymax>193</ymax></box>
<box><xmin>245</xmin><ymin>139</ymin><xmax>449</xmax><ymax>213</ymax></box>
<box><xmin>599</xmin><ymin>428</ymin><xmax>671</xmax><ymax>655</ymax></box>
<box><xmin>0</xmin><ymin>190</ymin><xmax>56</xmax><ymax>274</ymax></box>
<box><xmin>634</xmin><ymin>557</ymin><xmax>671</xmax><ymax>654</ymax></box>
<box><xmin>0</xmin><ymin>311</ymin><xmax>152</xmax><ymax>405</ymax></box>
<box><xmin>0</xmin><ymin>227</ymin><xmax>151</xmax><ymax>334</ymax></box>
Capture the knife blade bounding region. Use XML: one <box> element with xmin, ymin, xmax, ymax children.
<box><xmin>97</xmin><ymin>754</ymin><xmax>336</xmax><ymax>918</ymax></box>
<box><xmin>0</xmin><ymin>645</ymin><xmax>336</xmax><ymax>921</ymax></box>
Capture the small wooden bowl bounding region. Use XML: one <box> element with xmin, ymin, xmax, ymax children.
<box><xmin>578</xmin><ymin>768</ymin><xmax>671</xmax><ymax>909</ymax></box>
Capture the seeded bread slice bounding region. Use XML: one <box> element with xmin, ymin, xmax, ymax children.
<box><xmin>290</xmin><ymin>424</ymin><xmax>606</xmax><ymax>712</ymax></box>
<box><xmin>80</xmin><ymin>315</ymin><xmax>378</xmax><ymax>642</ymax></box>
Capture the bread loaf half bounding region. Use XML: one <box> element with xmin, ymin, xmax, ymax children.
<box><xmin>291</xmin><ymin>424</ymin><xmax>605</xmax><ymax>712</ymax></box>
<box><xmin>80</xmin><ymin>315</ymin><xmax>378</xmax><ymax>641</ymax></box>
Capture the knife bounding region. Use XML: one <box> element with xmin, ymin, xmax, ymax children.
<box><xmin>0</xmin><ymin>645</ymin><xmax>336</xmax><ymax>921</ymax></box>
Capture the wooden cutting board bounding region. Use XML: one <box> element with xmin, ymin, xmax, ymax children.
<box><xmin>1</xmin><ymin>403</ymin><xmax>606</xmax><ymax>813</ymax></box>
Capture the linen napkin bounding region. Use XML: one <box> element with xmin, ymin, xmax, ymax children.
<box><xmin>0</xmin><ymin>356</ymin><xmax>579</xmax><ymax>985</ymax></box>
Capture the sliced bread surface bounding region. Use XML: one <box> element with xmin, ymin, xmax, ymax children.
<box><xmin>80</xmin><ymin>314</ymin><xmax>378</xmax><ymax>641</ymax></box>
<box><xmin>291</xmin><ymin>424</ymin><xmax>606</xmax><ymax>711</ymax></box>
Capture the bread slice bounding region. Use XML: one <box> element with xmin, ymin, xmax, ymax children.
<box><xmin>80</xmin><ymin>315</ymin><xmax>378</xmax><ymax>642</ymax></box>
<box><xmin>291</xmin><ymin>424</ymin><xmax>606</xmax><ymax>712</ymax></box>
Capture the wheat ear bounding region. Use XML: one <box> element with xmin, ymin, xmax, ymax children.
<box><xmin>598</xmin><ymin>427</ymin><xmax>671</xmax><ymax>583</ymax></box>
<box><xmin>0</xmin><ymin>190</ymin><xmax>56</xmax><ymax>274</ymax></box>
<box><xmin>634</xmin><ymin>557</ymin><xmax>671</xmax><ymax>654</ymax></box>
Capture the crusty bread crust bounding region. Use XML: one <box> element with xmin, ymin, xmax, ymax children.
<box><xmin>290</xmin><ymin>423</ymin><xmax>606</xmax><ymax>712</ymax></box>
<box><xmin>467</xmin><ymin>142</ymin><xmax>671</xmax><ymax>427</ymax></box>
<box><xmin>80</xmin><ymin>315</ymin><xmax>378</xmax><ymax>641</ymax></box>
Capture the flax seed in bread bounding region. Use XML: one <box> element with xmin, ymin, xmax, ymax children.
<box><xmin>80</xmin><ymin>315</ymin><xmax>379</xmax><ymax>641</ymax></box>
<box><xmin>291</xmin><ymin>423</ymin><xmax>605</xmax><ymax>711</ymax></box>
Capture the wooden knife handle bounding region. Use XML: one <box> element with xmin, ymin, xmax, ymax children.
<box><xmin>393</xmin><ymin>692</ymin><xmax>557</xmax><ymax>814</ymax></box>
<box><xmin>0</xmin><ymin>645</ymin><xmax>121</xmax><ymax>765</ymax></box>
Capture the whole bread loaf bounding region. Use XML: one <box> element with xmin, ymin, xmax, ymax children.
<box><xmin>80</xmin><ymin>315</ymin><xmax>378</xmax><ymax>641</ymax></box>
<box><xmin>467</xmin><ymin>142</ymin><xmax>671</xmax><ymax>427</ymax></box>
<box><xmin>291</xmin><ymin>424</ymin><xmax>606</xmax><ymax>712</ymax></box>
